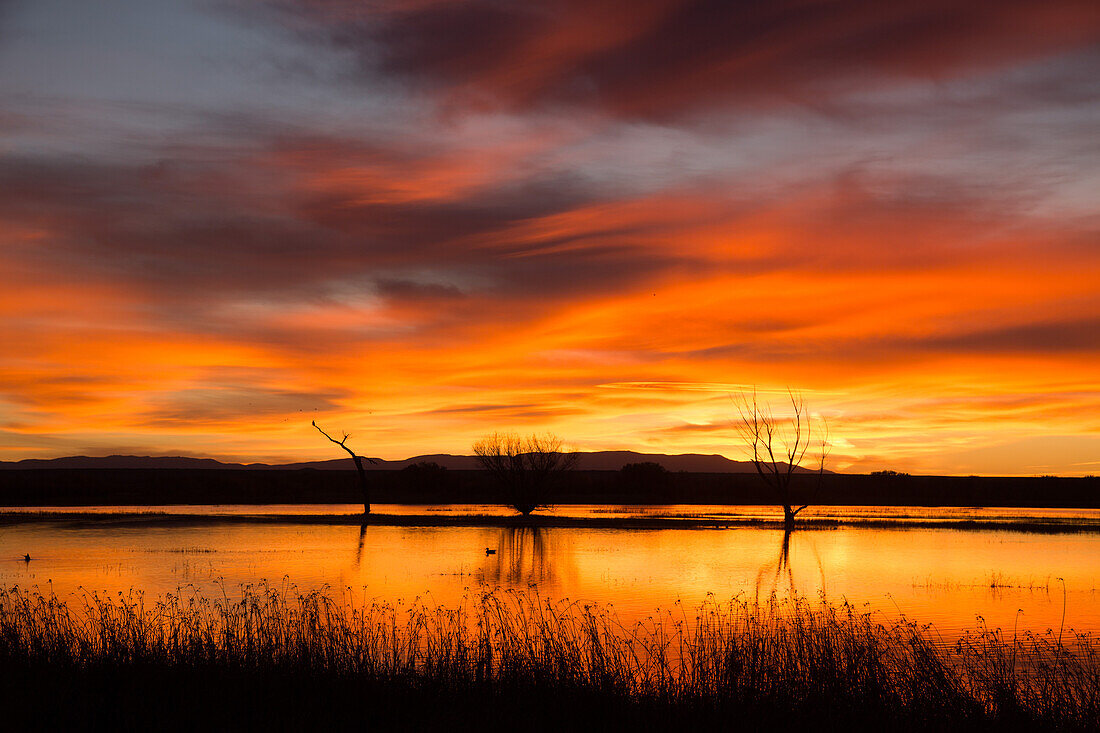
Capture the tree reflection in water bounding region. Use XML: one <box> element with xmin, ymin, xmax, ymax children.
<box><xmin>754</xmin><ymin>528</ymin><xmax>827</xmax><ymax>602</ymax></box>
<box><xmin>355</xmin><ymin>524</ymin><xmax>368</xmax><ymax>569</ymax></box>
<box><xmin>487</xmin><ymin>526</ymin><xmax>552</xmax><ymax>586</ymax></box>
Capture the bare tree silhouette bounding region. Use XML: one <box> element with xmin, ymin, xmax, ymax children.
<box><xmin>313</xmin><ymin>420</ymin><xmax>377</xmax><ymax>515</ymax></box>
<box><xmin>734</xmin><ymin>390</ymin><xmax>829</xmax><ymax>529</ymax></box>
<box><xmin>472</xmin><ymin>432</ymin><xmax>578</xmax><ymax>516</ymax></box>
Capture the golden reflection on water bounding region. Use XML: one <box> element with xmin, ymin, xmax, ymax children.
<box><xmin>5</xmin><ymin>503</ymin><xmax>1100</xmax><ymax>525</ymax></box>
<box><xmin>1</xmin><ymin>518</ymin><xmax>1098</xmax><ymax>637</ymax></box>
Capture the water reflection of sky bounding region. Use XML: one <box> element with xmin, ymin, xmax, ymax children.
<box><xmin>4</xmin><ymin>504</ymin><xmax>1100</xmax><ymax>526</ymax></box>
<box><xmin>2</xmin><ymin>510</ymin><xmax>1098</xmax><ymax>639</ymax></box>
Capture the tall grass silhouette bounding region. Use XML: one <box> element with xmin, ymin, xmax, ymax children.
<box><xmin>1</xmin><ymin>584</ymin><xmax>1096</xmax><ymax>730</ymax></box>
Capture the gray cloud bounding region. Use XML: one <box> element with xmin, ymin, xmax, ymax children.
<box><xmin>915</xmin><ymin>317</ymin><xmax>1100</xmax><ymax>355</ymax></box>
<box><xmin>139</xmin><ymin>385</ymin><xmax>351</xmax><ymax>427</ymax></box>
<box><xmin>255</xmin><ymin>0</ymin><xmax>1100</xmax><ymax>119</ymax></box>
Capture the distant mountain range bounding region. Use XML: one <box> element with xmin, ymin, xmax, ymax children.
<box><xmin>0</xmin><ymin>451</ymin><xmax>826</xmax><ymax>473</ymax></box>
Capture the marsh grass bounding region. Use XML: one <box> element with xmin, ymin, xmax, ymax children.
<box><xmin>0</xmin><ymin>584</ymin><xmax>1096</xmax><ymax>731</ymax></box>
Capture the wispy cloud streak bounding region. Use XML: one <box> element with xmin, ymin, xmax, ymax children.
<box><xmin>0</xmin><ymin>0</ymin><xmax>1096</xmax><ymax>472</ymax></box>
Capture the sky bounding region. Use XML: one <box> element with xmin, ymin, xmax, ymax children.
<box><xmin>0</xmin><ymin>0</ymin><xmax>1097</xmax><ymax>475</ymax></box>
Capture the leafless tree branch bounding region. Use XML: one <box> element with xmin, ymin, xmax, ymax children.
<box><xmin>733</xmin><ymin>390</ymin><xmax>829</xmax><ymax>528</ymax></box>
<box><xmin>313</xmin><ymin>420</ymin><xmax>377</xmax><ymax>515</ymax></box>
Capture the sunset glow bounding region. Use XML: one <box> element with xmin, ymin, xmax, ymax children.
<box><xmin>1</xmin><ymin>0</ymin><xmax>1097</xmax><ymax>473</ymax></box>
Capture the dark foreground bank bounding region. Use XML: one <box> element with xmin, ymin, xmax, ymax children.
<box><xmin>1</xmin><ymin>509</ymin><xmax>1098</xmax><ymax>534</ymax></box>
<box><xmin>0</xmin><ymin>468</ymin><xmax>1097</xmax><ymax>508</ymax></box>
<box><xmin>1</xmin><ymin>586</ymin><xmax>1096</xmax><ymax>732</ymax></box>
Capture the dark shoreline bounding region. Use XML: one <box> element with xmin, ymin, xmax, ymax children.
<box><xmin>2</xmin><ymin>468</ymin><xmax>1097</xmax><ymax>508</ymax></box>
<box><xmin>1</xmin><ymin>510</ymin><xmax>1098</xmax><ymax>534</ymax></box>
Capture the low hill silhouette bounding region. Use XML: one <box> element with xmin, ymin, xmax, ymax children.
<box><xmin>0</xmin><ymin>451</ymin><xmax>825</xmax><ymax>473</ymax></box>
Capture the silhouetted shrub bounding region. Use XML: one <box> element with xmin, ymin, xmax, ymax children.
<box><xmin>620</xmin><ymin>462</ymin><xmax>671</xmax><ymax>498</ymax></box>
<box><xmin>400</xmin><ymin>461</ymin><xmax>451</xmax><ymax>498</ymax></box>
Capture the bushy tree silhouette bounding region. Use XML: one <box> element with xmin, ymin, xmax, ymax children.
<box><xmin>400</xmin><ymin>461</ymin><xmax>450</xmax><ymax>498</ymax></box>
<box><xmin>619</xmin><ymin>461</ymin><xmax>671</xmax><ymax>499</ymax></box>
<box><xmin>472</xmin><ymin>432</ymin><xmax>578</xmax><ymax>516</ymax></box>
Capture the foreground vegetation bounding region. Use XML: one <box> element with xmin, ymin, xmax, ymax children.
<box><xmin>0</xmin><ymin>585</ymin><xmax>1097</xmax><ymax>731</ymax></box>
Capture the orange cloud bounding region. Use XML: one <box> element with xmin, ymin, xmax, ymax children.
<box><xmin>0</xmin><ymin>2</ymin><xmax>1096</xmax><ymax>473</ymax></box>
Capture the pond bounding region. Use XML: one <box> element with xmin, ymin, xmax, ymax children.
<box><xmin>2</xmin><ymin>504</ymin><xmax>1098</xmax><ymax>637</ymax></box>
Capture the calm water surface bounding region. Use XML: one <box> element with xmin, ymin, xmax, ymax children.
<box><xmin>2</xmin><ymin>504</ymin><xmax>1098</xmax><ymax>637</ymax></box>
<box><xmin>5</xmin><ymin>503</ymin><xmax>1099</xmax><ymax>524</ymax></box>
